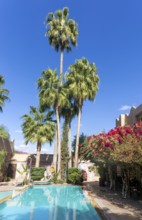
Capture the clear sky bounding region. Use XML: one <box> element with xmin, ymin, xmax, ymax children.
<box><xmin>0</xmin><ymin>0</ymin><xmax>142</xmax><ymax>153</ymax></box>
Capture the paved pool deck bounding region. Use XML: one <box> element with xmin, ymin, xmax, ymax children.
<box><xmin>83</xmin><ymin>180</ymin><xmax>142</xmax><ymax>220</ymax></box>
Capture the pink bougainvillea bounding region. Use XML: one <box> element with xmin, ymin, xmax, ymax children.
<box><xmin>80</xmin><ymin>122</ymin><xmax>142</xmax><ymax>164</ymax></box>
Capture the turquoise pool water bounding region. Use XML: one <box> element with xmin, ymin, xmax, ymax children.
<box><xmin>0</xmin><ymin>186</ymin><xmax>101</xmax><ymax>220</ymax></box>
<box><xmin>0</xmin><ymin>191</ymin><xmax>12</xmax><ymax>200</ymax></box>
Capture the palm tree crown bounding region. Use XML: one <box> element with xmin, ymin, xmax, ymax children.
<box><xmin>66</xmin><ymin>58</ymin><xmax>99</xmax><ymax>107</ymax></box>
<box><xmin>22</xmin><ymin>106</ymin><xmax>55</xmax><ymax>144</ymax></box>
<box><xmin>37</xmin><ymin>69</ymin><xmax>69</xmax><ymax>110</ymax></box>
<box><xmin>45</xmin><ymin>7</ymin><xmax>78</xmax><ymax>52</ymax></box>
<box><xmin>0</xmin><ymin>75</ymin><xmax>10</xmax><ymax>112</ymax></box>
<box><xmin>22</xmin><ymin>107</ymin><xmax>56</xmax><ymax>167</ymax></box>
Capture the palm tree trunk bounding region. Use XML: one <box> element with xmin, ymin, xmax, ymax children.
<box><xmin>60</xmin><ymin>49</ymin><xmax>64</xmax><ymax>79</ymax></box>
<box><xmin>75</xmin><ymin>106</ymin><xmax>82</xmax><ymax>168</ymax></box>
<box><xmin>53</xmin><ymin>130</ymin><xmax>58</xmax><ymax>172</ymax></box>
<box><xmin>35</xmin><ymin>141</ymin><xmax>41</xmax><ymax>167</ymax></box>
<box><xmin>68</xmin><ymin>122</ymin><xmax>72</xmax><ymax>168</ymax></box>
<box><xmin>58</xmin><ymin>48</ymin><xmax>64</xmax><ymax>176</ymax></box>
<box><xmin>56</xmin><ymin>107</ymin><xmax>61</xmax><ymax>175</ymax></box>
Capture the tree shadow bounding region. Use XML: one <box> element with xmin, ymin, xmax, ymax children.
<box><xmin>83</xmin><ymin>181</ymin><xmax>142</xmax><ymax>220</ymax></box>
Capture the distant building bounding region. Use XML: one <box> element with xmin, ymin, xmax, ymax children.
<box><xmin>30</xmin><ymin>154</ymin><xmax>53</xmax><ymax>168</ymax></box>
<box><xmin>6</xmin><ymin>153</ymin><xmax>54</xmax><ymax>180</ymax></box>
<box><xmin>7</xmin><ymin>153</ymin><xmax>30</xmax><ymax>179</ymax></box>
<box><xmin>116</xmin><ymin>104</ymin><xmax>142</xmax><ymax>127</ymax></box>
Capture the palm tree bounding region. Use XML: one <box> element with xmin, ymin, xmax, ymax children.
<box><xmin>0</xmin><ymin>75</ymin><xmax>10</xmax><ymax>112</ymax></box>
<box><xmin>37</xmin><ymin>69</ymin><xmax>68</xmax><ymax>173</ymax></box>
<box><xmin>0</xmin><ymin>125</ymin><xmax>10</xmax><ymax>139</ymax></box>
<box><xmin>45</xmin><ymin>7</ymin><xmax>78</xmax><ymax>78</ymax></box>
<box><xmin>66</xmin><ymin>58</ymin><xmax>99</xmax><ymax>167</ymax></box>
<box><xmin>21</xmin><ymin>106</ymin><xmax>56</xmax><ymax>167</ymax></box>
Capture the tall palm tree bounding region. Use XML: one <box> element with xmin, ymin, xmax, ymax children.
<box><xmin>45</xmin><ymin>7</ymin><xmax>78</xmax><ymax>78</ymax></box>
<box><xmin>37</xmin><ymin>69</ymin><xmax>68</xmax><ymax>173</ymax></box>
<box><xmin>0</xmin><ymin>75</ymin><xmax>10</xmax><ymax>112</ymax></box>
<box><xmin>66</xmin><ymin>58</ymin><xmax>99</xmax><ymax>167</ymax></box>
<box><xmin>21</xmin><ymin>106</ymin><xmax>56</xmax><ymax>167</ymax></box>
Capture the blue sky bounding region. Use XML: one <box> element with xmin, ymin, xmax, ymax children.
<box><xmin>0</xmin><ymin>0</ymin><xmax>142</xmax><ymax>153</ymax></box>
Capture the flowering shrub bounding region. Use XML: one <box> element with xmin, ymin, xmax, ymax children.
<box><xmin>80</xmin><ymin>122</ymin><xmax>142</xmax><ymax>165</ymax></box>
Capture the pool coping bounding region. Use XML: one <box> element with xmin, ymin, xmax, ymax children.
<box><xmin>0</xmin><ymin>185</ymin><xmax>29</xmax><ymax>204</ymax></box>
<box><xmin>83</xmin><ymin>189</ymin><xmax>108</xmax><ymax>220</ymax></box>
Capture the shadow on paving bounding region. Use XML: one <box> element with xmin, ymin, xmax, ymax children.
<box><xmin>83</xmin><ymin>181</ymin><xmax>142</xmax><ymax>220</ymax></box>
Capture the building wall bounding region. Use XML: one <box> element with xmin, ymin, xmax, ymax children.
<box><xmin>116</xmin><ymin>104</ymin><xmax>142</xmax><ymax>127</ymax></box>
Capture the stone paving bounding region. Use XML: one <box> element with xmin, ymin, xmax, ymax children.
<box><xmin>83</xmin><ymin>180</ymin><xmax>142</xmax><ymax>220</ymax></box>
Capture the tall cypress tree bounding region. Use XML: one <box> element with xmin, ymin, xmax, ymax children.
<box><xmin>61</xmin><ymin>120</ymin><xmax>69</xmax><ymax>182</ymax></box>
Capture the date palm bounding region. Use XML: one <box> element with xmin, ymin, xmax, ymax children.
<box><xmin>21</xmin><ymin>106</ymin><xmax>56</xmax><ymax>167</ymax></box>
<box><xmin>0</xmin><ymin>75</ymin><xmax>10</xmax><ymax>112</ymax></box>
<box><xmin>45</xmin><ymin>7</ymin><xmax>78</xmax><ymax>78</ymax></box>
<box><xmin>37</xmin><ymin>69</ymin><xmax>68</xmax><ymax>173</ymax></box>
<box><xmin>66</xmin><ymin>58</ymin><xmax>99</xmax><ymax>167</ymax></box>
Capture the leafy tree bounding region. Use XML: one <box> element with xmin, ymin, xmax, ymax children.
<box><xmin>81</xmin><ymin>122</ymin><xmax>142</xmax><ymax>166</ymax></box>
<box><xmin>0</xmin><ymin>75</ymin><xmax>10</xmax><ymax>112</ymax></box>
<box><xmin>80</xmin><ymin>123</ymin><xmax>142</xmax><ymax>195</ymax></box>
<box><xmin>66</xmin><ymin>58</ymin><xmax>99</xmax><ymax>167</ymax></box>
<box><xmin>45</xmin><ymin>7</ymin><xmax>78</xmax><ymax>78</ymax></box>
<box><xmin>21</xmin><ymin>106</ymin><xmax>56</xmax><ymax>167</ymax></box>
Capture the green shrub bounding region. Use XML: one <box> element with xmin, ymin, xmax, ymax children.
<box><xmin>50</xmin><ymin>172</ymin><xmax>63</xmax><ymax>184</ymax></box>
<box><xmin>50</xmin><ymin>172</ymin><xmax>58</xmax><ymax>184</ymax></box>
<box><xmin>31</xmin><ymin>167</ymin><xmax>45</xmax><ymax>181</ymax></box>
<box><xmin>67</xmin><ymin>168</ymin><xmax>83</xmax><ymax>185</ymax></box>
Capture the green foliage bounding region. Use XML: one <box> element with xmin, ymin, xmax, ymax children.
<box><xmin>72</xmin><ymin>132</ymin><xmax>87</xmax><ymax>152</ymax></box>
<box><xmin>22</xmin><ymin>107</ymin><xmax>56</xmax><ymax>145</ymax></box>
<box><xmin>16</xmin><ymin>164</ymin><xmax>28</xmax><ymax>175</ymax></box>
<box><xmin>31</xmin><ymin>167</ymin><xmax>45</xmax><ymax>181</ymax></box>
<box><xmin>22</xmin><ymin>106</ymin><xmax>55</xmax><ymax>167</ymax></box>
<box><xmin>88</xmin><ymin>165</ymin><xmax>96</xmax><ymax>172</ymax></box>
<box><xmin>61</xmin><ymin>120</ymin><xmax>69</xmax><ymax>182</ymax></box>
<box><xmin>67</xmin><ymin>167</ymin><xmax>83</xmax><ymax>185</ymax></box>
<box><xmin>50</xmin><ymin>172</ymin><xmax>63</xmax><ymax>184</ymax></box>
<box><xmin>51</xmin><ymin>172</ymin><xmax>58</xmax><ymax>184</ymax></box>
<box><xmin>66</xmin><ymin>58</ymin><xmax>99</xmax><ymax>106</ymax></box>
<box><xmin>45</xmin><ymin>7</ymin><xmax>78</xmax><ymax>52</ymax></box>
<box><xmin>0</xmin><ymin>150</ymin><xmax>6</xmax><ymax>169</ymax></box>
<box><xmin>0</xmin><ymin>75</ymin><xmax>10</xmax><ymax>112</ymax></box>
<box><xmin>0</xmin><ymin>125</ymin><xmax>10</xmax><ymax>139</ymax></box>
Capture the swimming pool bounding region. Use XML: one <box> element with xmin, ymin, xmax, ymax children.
<box><xmin>0</xmin><ymin>191</ymin><xmax>12</xmax><ymax>200</ymax></box>
<box><xmin>0</xmin><ymin>186</ymin><xmax>101</xmax><ymax>220</ymax></box>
